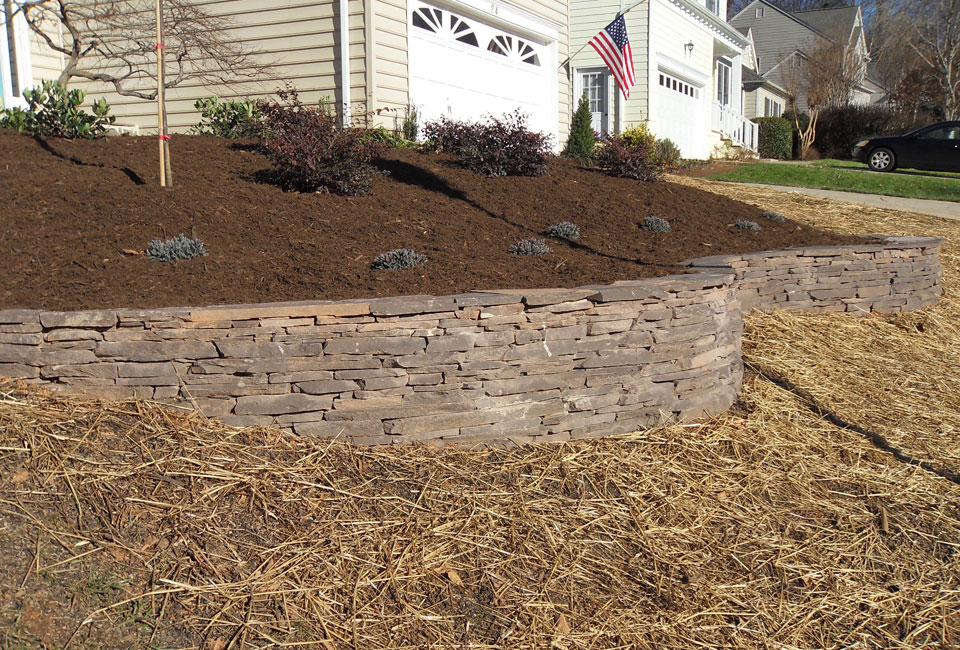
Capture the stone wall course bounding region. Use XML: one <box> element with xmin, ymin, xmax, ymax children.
<box><xmin>0</xmin><ymin>237</ymin><xmax>942</xmax><ymax>446</ymax></box>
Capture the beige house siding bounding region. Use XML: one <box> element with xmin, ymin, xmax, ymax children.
<box><xmin>27</xmin><ymin>0</ymin><xmax>369</xmax><ymax>131</ymax></box>
<box><xmin>744</xmin><ymin>87</ymin><xmax>756</xmax><ymax>117</ymax></box>
<box><xmin>27</xmin><ymin>24</ymin><xmax>63</xmax><ymax>87</ymax></box>
<box><xmin>369</xmin><ymin>0</ymin><xmax>408</xmax><ymax>127</ymax></box>
<box><xmin>744</xmin><ymin>85</ymin><xmax>785</xmax><ymax>118</ymax></box>
<box><xmin>24</xmin><ymin>0</ymin><xmax>569</xmax><ymax>138</ymax></box>
<box><xmin>515</xmin><ymin>0</ymin><xmax>570</xmax><ymax>142</ymax></box>
<box><xmin>569</xmin><ymin>0</ymin><xmax>649</xmax><ymax>133</ymax></box>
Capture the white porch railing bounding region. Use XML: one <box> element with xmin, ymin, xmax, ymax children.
<box><xmin>711</xmin><ymin>101</ymin><xmax>759</xmax><ymax>152</ymax></box>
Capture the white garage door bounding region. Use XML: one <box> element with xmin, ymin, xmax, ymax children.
<box><xmin>653</xmin><ymin>70</ymin><xmax>706</xmax><ymax>159</ymax></box>
<box><xmin>408</xmin><ymin>0</ymin><xmax>555</xmax><ymax>140</ymax></box>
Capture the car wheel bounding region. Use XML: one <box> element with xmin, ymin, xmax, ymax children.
<box><xmin>868</xmin><ymin>147</ymin><xmax>896</xmax><ymax>172</ymax></box>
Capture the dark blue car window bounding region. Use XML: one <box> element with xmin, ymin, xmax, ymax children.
<box><xmin>919</xmin><ymin>126</ymin><xmax>960</xmax><ymax>140</ymax></box>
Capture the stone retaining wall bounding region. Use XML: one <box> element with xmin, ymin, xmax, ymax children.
<box><xmin>0</xmin><ymin>236</ymin><xmax>943</xmax><ymax>446</ymax></box>
<box><xmin>685</xmin><ymin>236</ymin><xmax>943</xmax><ymax>313</ymax></box>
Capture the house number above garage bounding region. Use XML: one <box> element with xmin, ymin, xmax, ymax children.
<box><xmin>412</xmin><ymin>1</ymin><xmax>542</xmax><ymax>66</ymax></box>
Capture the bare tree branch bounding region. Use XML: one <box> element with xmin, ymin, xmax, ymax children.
<box><xmin>871</xmin><ymin>0</ymin><xmax>960</xmax><ymax>119</ymax></box>
<box><xmin>780</xmin><ymin>30</ymin><xmax>863</xmax><ymax>157</ymax></box>
<box><xmin>17</xmin><ymin>0</ymin><xmax>271</xmax><ymax>100</ymax></box>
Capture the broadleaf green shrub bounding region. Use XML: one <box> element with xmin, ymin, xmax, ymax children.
<box><xmin>0</xmin><ymin>80</ymin><xmax>115</xmax><ymax>139</ymax></box>
<box><xmin>422</xmin><ymin>111</ymin><xmax>551</xmax><ymax>177</ymax></box>
<box><xmin>371</xmin><ymin>249</ymin><xmax>427</xmax><ymax>270</ymax></box>
<box><xmin>753</xmin><ymin>117</ymin><xmax>792</xmax><ymax>160</ymax></box>
<box><xmin>509</xmin><ymin>238</ymin><xmax>551</xmax><ymax>256</ymax></box>
<box><xmin>258</xmin><ymin>89</ymin><xmax>386</xmax><ymax>196</ymax></box>
<box><xmin>782</xmin><ymin>111</ymin><xmax>811</xmax><ymax>160</ymax></box>
<box><xmin>564</xmin><ymin>94</ymin><xmax>595</xmax><ymax>163</ymax></box>
<box><xmin>191</xmin><ymin>96</ymin><xmax>264</xmax><ymax>138</ymax></box>
<box><xmin>813</xmin><ymin>106</ymin><xmax>922</xmax><ymax>159</ymax></box>
<box><xmin>146</xmin><ymin>234</ymin><xmax>207</xmax><ymax>262</ymax></box>
<box><xmin>621</xmin><ymin>124</ymin><xmax>656</xmax><ymax>149</ymax></box>
<box><xmin>655</xmin><ymin>138</ymin><xmax>682</xmax><ymax>168</ymax></box>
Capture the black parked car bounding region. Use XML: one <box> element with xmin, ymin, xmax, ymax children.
<box><xmin>851</xmin><ymin>121</ymin><xmax>960</xmax><ymax>173</ymax></box>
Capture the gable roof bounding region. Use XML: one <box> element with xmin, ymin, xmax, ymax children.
<box><xmin>742</xmin><ymin>66</ymin><xmax>765</xmax><ymax>84</ymax></box>
<box><xmin>742</xmin><ymin>64</ymin><xmax>790</xmax><ymax>96</ymax></box>
<box><xmin>731</xmin><ymin>0</ymin><xmax>860</xmax><ymax>45</ymax></box>
<box><xmin>788</xmin><ymin>6</ymin><xmax>859</xmax><ymax>42</ymax></box>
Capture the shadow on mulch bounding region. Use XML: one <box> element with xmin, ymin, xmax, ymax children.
<box><xmin>0</xmin><ymin>131</ymin><xmax>869</xmax><ymax>311</ymax></box>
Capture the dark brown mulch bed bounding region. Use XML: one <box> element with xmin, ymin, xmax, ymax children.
<box><xmin>0</xmin><ymin>131</ymin><xmax>867</xmax><ymax>311</ymax></box>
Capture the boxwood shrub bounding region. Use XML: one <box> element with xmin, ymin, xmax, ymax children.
<box><xmin>753</xmin><ymin>117</ymin><xmax>793</xmax><ymax>160</ymax></box>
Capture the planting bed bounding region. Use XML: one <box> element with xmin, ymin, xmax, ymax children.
<box><xmin>0</xmin><ymin>131</ymin><xmax>868</xmax><ymax>312</ymax></box>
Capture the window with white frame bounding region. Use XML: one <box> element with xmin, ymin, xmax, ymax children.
<box><xmin>764</xmin><ymin>97</ymin><xmax>782</xmax><ymax>117</ymax></box>
<box><xmin>755</xmin><ymin>6</ymin><xmax>764</xmax><ymax>17</ymax></box>
<box><xmin>706</xmin><ymin>0</ymin><xmax>718</xmax><ymax>15</ymax></box>
<box><xmin>716</xmin><ymin>59</ymin><xmax>731</xmax><ymax>106</ymax></box>
<box><xmin>411</xmin><ymin>3</ymin><xmax>541</xmax><ymax>66</ymax></box>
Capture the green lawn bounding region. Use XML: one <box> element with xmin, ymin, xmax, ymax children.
<box><xmin>812</xmin><ymin>158</ymin><xmax>960</xmax><ymax>179</ymax></box>
<box><xmin>707</xmin><ymin>159</ymin><xmax>960</xmax><ymax>202</ymax></box>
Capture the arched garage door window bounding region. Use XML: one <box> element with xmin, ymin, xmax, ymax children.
<box><xmin>410</xmin><ymin>2</ymin><xmax>542</xmax><ymax>67</ymax></box>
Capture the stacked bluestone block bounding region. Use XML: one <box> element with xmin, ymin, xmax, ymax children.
<box><xmin>0</xmin><ymin>237</ymin><xmax>944</xmax><ymax>446</ymax></box>
<box><xmin>685</xmin><ymin>237</ymin><xmax>943</xmax><ymax>313</ymax></box>
<box><xmin>0</xmin><ymin>274</ymin><xmax>742</xmax><ymax>445</ymax></box>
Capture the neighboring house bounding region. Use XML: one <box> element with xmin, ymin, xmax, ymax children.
<box><xmin>738</xmin><ymin>26</ymin><xmax>789</xmax><ymax>119</ymax></box>
<box><xmin>568</xmin><ymin>0</ymin><xmax>758</xmax><ymax>159</ymax></box>
<box><xmin>729</xmin><ymin>0</ymin><xmax>884</xmax><ymax>114</ymax></box>
<box><xmin>3</xmin><ymin>0</ymin><xmax>570</xmax><ymax>145</ymax></box>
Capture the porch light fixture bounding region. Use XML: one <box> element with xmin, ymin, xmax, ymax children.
<box><xmin>685</xmin><ymin>41</ymin><xmax>695</xmax><ymax>55</ymax></box>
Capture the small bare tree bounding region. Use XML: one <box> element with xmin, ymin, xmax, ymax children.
<box><xmin>17</xmin><ymin>0</ymin><xmax>270</xmax><ymax>100</ymax></box>
<box><xmin>781</xmin><ymin>31</ymin><xmax>863</xmax><ymax>157</ymax></box>
<box><xmin>869</xmin><ymin>0</ymin><xmax>960</xmax><ymax>119</ymax></box>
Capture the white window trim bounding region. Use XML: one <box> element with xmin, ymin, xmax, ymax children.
<box><xmin>411</xmin><ymin>3</ymin><xmax>544</xmax><ymax>66</ymax></box>
<box><xmin>716</xmin><ymin>58</ymin><xmax>732</xmax><ymax>106</ymax></box>
<box><xmin>1</xmin><ymin>0</ymin><xmax>32</xmax><ymax>109</ymax></box>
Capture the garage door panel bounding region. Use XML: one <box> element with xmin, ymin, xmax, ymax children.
<box><xmin>408</xmin><ymin>0</ymin><xmax>553</xmax><ymax>136</ymax></box>
<box><xmin>653</xmin><ymin>70</ymin><xmax>705</xmax><ymax>159</ymax></box>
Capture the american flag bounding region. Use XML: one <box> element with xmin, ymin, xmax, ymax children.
<box><xmin>589</xmin><ymin>15</ymin><xmax>636</xmax><ymax>99</ymax></box>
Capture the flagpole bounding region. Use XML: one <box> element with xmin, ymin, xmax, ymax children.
<box><xmin>558</xmin><ymin>0</ymin><xmax>647</xmax><ymax>69</ymax></box>
<box><xmin>615</xmin><ymin>0</ymin><xmax>625</xmax><ymax>135</ymax></box>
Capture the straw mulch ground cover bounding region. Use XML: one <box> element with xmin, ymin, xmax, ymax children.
<box><xmin>1</xmin><ymin>179</ymin><xmax>958</xmax><ymax>649</ymax></box>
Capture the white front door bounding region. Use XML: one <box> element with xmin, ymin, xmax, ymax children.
<box><xmin>575</xmin><ymin>68</ymin><xmax>608</xmax><ymax>135</ymax></box>
<box><xmin>408</xmin><ymin>0</ymin><xmax>556</xmax><ymax>140</ymax></box>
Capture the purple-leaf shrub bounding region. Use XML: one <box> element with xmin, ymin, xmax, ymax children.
<box><xmin>423</xmin><ymin>111</ymin><xmax>551</xmax><ymax>177</ymax></box>
<box><xmin>258</xmin><ymin>89</ymin><xmax>386</xmax><ymax>196</ymax></box>
<box><xmin>594</xmin><ymin>135</ymin><xmax>667</xmax><ymax>182</ymax></box>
